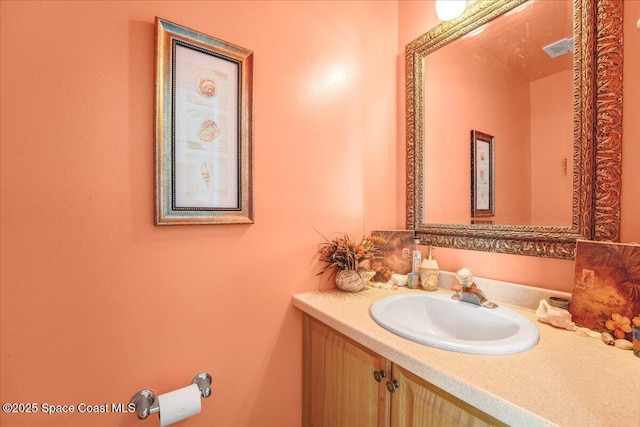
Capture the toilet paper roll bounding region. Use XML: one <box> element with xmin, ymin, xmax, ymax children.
<box><xmin>158</xmin><ymin>383</ymin><xmax>201</xmax><ymax>427</ymax></box>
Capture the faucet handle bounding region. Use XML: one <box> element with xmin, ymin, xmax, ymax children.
<box><xmin>451</xmin><ymin>272</ymin><xmax>499</xmax><ymax>309</ymax></box>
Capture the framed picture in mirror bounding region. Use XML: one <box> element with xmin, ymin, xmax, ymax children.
<box><xmin>471</xmin><ymin>130</ymin><xmax>494</xmax><ymax>218</ymax></box>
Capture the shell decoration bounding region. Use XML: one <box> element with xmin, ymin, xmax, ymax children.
<box><xmin>335</xmin><ymin>270</ymin><xmax>368</xmax><ymax>292</ymax></box>
<box><xmin>575</xmin><ymin>327</ymin><xmax>601</xmax><ymax>338</ymax></box>
<box><xmin>601</xmin><ymin>332</ymin><xmax>615</xmax><ymax>346</ymax></box>
<box><xmin>198</xmin><ymin>120</ymin><xmax>218</xmax><ymax>142</ymax></box>
<box><xmin>614</xmin><ymin>339</ymin><xmax>633</xmax><ymax>350</ymax></box>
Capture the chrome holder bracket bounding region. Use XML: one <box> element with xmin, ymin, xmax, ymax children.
<box><xmin>130</xmin><ymin>371</ymin><xmax>212</xmax><ymax>420</ymax></box>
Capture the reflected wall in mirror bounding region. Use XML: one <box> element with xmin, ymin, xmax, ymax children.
<box><xmin>424</xmin><ymin>0</ymin><xmax>573</xmax><ymax>226</ymax></box>
<box><xmin>406</xmin><ymin>0</ymin><xmax>622</xmax><ymax>259</ymax></box>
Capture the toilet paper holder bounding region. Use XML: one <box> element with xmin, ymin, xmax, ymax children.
<box><xmin>130</xmin><ymin>372</ymin><xmax>212</xmax><ymax>420</ymax></box>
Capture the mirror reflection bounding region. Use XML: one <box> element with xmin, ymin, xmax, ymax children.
<box><xmin>423</xmin><ymin>0</ymin><xmax>573</xmax><ymax>226</ymax></box>
<box><xmin>407</xmin><ymin>0</ymin><xmax>623</xmax><ymax>259</ymax></box>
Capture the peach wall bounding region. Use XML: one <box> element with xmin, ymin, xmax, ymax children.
<box><xmin>2</xmin><ymin>1</ymin><xmax>639</xmax><ymax>426</ymax></box>
<box><xmin>423</xmin><ymin>37</ymin><xmax>532</xmax><ymax>225</ymax></box>
<box><xmin>530</xmin><ymin>70</ymin><xmax>573</xmax><ymax>226</ymax></box>
<box><xmin>0</xmin><ymin>1</ymin><xmax>398</xmax><ymax>426</ymax></box>
<box><xmin>399</xmin><ymin>1</ymin><xmax>640</xmax><ymax>292</ymax></box>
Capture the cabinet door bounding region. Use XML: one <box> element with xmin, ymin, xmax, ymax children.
<box><xmin>303</xmin><ymin>315</ymin><xmax>390</xmax><ymax>427</ymax></box>
<box><xmin>390</xmin><ymin>364</ymin><xmax>507</xmax><ymax>427</ymax></box>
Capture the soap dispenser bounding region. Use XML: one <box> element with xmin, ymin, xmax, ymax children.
<box><xmin>419</xmin><ymin>246</ymin><xmax>440</xmax><ymax>291</ymax></box>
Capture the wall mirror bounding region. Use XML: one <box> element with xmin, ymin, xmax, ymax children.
<box><xmin>406</xmin><ymin>0</ymin><xmax>622</xmax><ymax>259</ymax></box>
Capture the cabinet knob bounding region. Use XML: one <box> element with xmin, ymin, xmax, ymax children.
<box><xmin>386</xmin><ymin>379</ymin><xmax>400</xmax><ymax>393</ymax></box>
<box><xmin>373</xmin><ymin>370</ymin><xmax>387</xmax><ymax>382</ymax></box>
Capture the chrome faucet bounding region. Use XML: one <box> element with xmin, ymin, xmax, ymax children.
<box><xmin>451</xmin><ymin>268</ymin><xmax>498</xmax><ymax>309</ymax></box>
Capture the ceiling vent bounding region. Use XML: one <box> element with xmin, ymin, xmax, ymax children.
<box><xmin>542</xmin><ymin>37</ymin><xmax>574</xmax><ymax>58</ymax></box>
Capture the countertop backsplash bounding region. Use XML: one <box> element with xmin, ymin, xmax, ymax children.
<box><xmin>436</xmin><ymin>270</ymin><xmax>572</xmax><ymax>311</ymax></box>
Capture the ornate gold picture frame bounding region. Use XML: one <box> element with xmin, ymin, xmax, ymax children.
<box><xmin>471</xmin><ymin>130</ymin><xmax>495</xmax><ymax>218</ymax></box>
<box><xmin>406</xmin><ymin>0</ymin><xmax>623</xmax><ymax>259</ymax></box>
<box><xmin>155</xmin><ymin>18</ymin><xmax>254</xmax><ymax>225</ymax></box>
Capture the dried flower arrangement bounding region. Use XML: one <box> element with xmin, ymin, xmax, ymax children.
<box><xmin>317</xmin><ymin>232</ymin><xmax>386</xmax><ymax>273</ymax></box>
<box><xmin>316</xmin><ymin>232</ymin><xmax>387</xmax><ymax>292</ymax></box>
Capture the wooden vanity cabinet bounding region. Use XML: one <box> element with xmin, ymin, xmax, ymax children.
<box><xmin>303</xmin><ymin>314</ymin><xmax>391</xmax><ymax>426</ymax></box>
<box><xmin>390</xmin><ymin>364</ymin><xmax>507</xmax><ymax>427</ymax></box>
<box><xmin>302</xmin><ymin>315</ymin><xmax>507</xmax><ymax>427</ymax></box>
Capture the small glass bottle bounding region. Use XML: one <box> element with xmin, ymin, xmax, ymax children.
<box><xmin>412</xmin><ymin>238</ymin><xmax>422</xmax><ymax>273</ymax></box>
<box><xmin>408</xmin><ymin>238</ymin><xmax>422</xmax><ymax>289</ymax></box>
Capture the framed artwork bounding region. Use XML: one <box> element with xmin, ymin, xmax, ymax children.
<box><xmin>155</xmin><ymin>18</ymin><xmax>254</xmax><ymax>225</ymax></box>
<box><xmin>570</xmin><ymin>240</ymin><xmax>640</xmax><ymax>338</ymax></box>
<box><xmin>370</xmin><ymin>230</ymin><xmax>416</xmax><ymax>282</ymax></box>
<box><xmin>470</xmin><ymin>130</ymin><xmax>494</xmax><ymax>218</ymax></box>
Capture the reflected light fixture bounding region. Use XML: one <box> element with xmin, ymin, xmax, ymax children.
<box><xmin>435</xmin><ymin>0</ymin><xmax>467</xmax><ymax>21</ymax></box>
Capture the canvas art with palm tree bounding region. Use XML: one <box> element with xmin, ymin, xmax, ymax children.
<box><xmin>570</xmin><ymin>240</ymin><xmax>640</xmax><ymax>341</ymax></box>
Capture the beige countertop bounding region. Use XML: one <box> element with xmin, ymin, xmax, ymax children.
<box><xmin>292</xmin><ymin>282</ymin><xmax>640</xmax><ymax>427</ymax></box>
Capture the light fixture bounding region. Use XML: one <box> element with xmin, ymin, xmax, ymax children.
<box><xmin>435</xmin><ymin>0</ymin><xmax>467</xmax><ymax>21</ymax></box>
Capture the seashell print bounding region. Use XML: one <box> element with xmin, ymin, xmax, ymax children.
<box><xmin>201</xmin><ymin>162</ymin><xmax>210</xmax><ymax>186</ymax></box>
<box><xmin>198</xmin><ymin>120</ymin><xmax>218</xmax><ymax>142</ymax></box>
<box><xmin>197</xmin><ymin>76</ymin><xmax>216</xmax><ymax>98</ymax></box>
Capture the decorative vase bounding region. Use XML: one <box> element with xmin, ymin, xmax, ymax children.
<box><xmin>335</xmin><ymin>269</ymin><xmax>372</xmax><ymax>292</ymax></box>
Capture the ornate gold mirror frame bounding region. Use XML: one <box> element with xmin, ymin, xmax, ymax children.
<box><xmin>406</xmin><ymin>0</ymin><xmax>623</xmax><ymax>259</ymax></box>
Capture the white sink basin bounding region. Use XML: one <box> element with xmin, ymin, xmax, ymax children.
<box><xmin>370</xmin><ymin>292</ymin><xmax>539</xmax><ymax>355</ymax></box>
